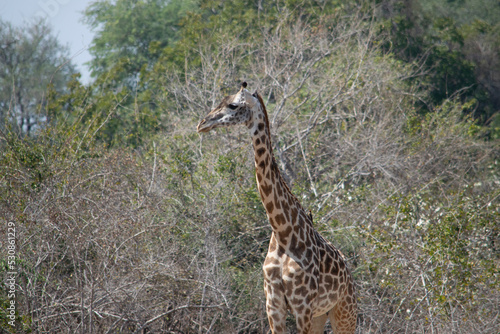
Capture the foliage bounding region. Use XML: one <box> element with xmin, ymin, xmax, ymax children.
<box><xmin>45</xmin><ymin>69</ymin><xmax>164</xmax><ymax>148</ymax></box>
<box><xmin>359</xmin><ymin>183</ymin><xmax>499</xmax><ymax>332</ymax></box>
<box><xmin>84</xmin><ymin>0</ymin><xmax>200</xmax><ymax>86</ymax></box>
<box><xmin>375</xmin><ymin>0</ymin><xmax>500</xmax><ymax>127</ymax></box>
<box><xmin>0</xmin><ymin>18</ymin><xmax>75</xmax><ymax>136</ymax></box>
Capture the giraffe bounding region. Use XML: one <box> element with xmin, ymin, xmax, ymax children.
<box><xmin>197</xmin><ymin>82</ymin><xmax>357</xmax><ymax>334</ymax></box>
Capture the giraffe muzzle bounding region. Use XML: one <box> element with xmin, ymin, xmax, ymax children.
<box><xmin>197</xmin><ymin>119</ymin><xmax>212</xmax><ymax>133</ymax></box>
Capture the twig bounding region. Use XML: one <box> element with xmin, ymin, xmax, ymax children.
<box><xmin>147</xmin><ymin>141</ymin><xmax>157</xmax><ymax>194</ymax></box>
<box><xmin>295</xmin><ymin>117</ymin><xmax>317</xmax><ymax>197</ymax></box>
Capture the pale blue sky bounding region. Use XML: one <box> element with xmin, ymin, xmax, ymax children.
<box><xmin>1</xmin><ymin>0</ymin><xmax>96</xmax><ymax>84</ymax></box>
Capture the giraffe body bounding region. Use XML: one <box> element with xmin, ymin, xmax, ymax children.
<box><xmin>197</xmin><ymin>83</ymin><xmax>357</xmax><ymax>334</ymax></box>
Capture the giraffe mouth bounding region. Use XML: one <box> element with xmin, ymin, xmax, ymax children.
<box><xmin>196</xmin><ymin>119</ymin><xmax>212</xmax><ymax>133</ymax></box>
<box><xmin>197</xmin><ymin>112</ymin><xmax>225</xmax><ymax>133</ymax></box>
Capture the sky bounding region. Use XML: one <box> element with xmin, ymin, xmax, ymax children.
<box><xmin>1</xmin><ymin>0</ymin><xmax>96</xmax><ymax>84</ymax></box>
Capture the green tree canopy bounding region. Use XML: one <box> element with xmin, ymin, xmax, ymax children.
<box><xmin>84</xmin><ymin>0</ymin><xmax>199</xmax><ymax>86</ymax></box>
<box><xmin>376</xmin><ymin>0</ymin><xmax>500</xmax><ymax>127</ymax></box>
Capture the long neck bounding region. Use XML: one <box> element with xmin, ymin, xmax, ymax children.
<box><xmin>248</xmin><ymin>96</ymin><xmax>312</xmax><ymax>241</ymax></box>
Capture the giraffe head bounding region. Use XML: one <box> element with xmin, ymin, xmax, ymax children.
<box><xmin>197</xmin><ymin>82</ymin><xmax>261</xmax><ymax>133</ymax></box>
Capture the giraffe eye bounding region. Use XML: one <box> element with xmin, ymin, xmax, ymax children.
<box><xmin>228</xmin><ymin>103</ymin><xmax>238</xmax><ymax>110</ymax></box>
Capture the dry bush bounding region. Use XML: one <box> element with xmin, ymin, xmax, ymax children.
<box><xmin>1</xmin><ymin>144</ymin><xmax>232</xmax><ymax>333</ymax></box>
<box><xmin>0</xmin><ymin>128</ymin><xmax>265</xmax><ymax>333</ymax></box>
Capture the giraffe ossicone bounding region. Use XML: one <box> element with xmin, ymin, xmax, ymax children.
<box><xmin>197</xmin><ymin>83</ymin><xmax>357</xmax><ymax>334</ymax></box>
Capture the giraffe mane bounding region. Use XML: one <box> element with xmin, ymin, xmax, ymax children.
<box><xmin>253</xmin><ymin>91</ymin><xmax>309</xmax><ymax>219</ymax></box>
<box><xmin>254</xmin><ymin>92</ymin><xmax>273</xmax><ymax>153</ymax></box>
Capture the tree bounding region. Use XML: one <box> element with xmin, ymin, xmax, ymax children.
<box><xmin>376</xmin><ymin>0</ymin><xmax>500</xmax><ymax>128</ymax></box>
<box><xmin>84</xmin><ymin>0</ymin><xmax>199</xmax><ymax>87</ymax></box>
<box><xmin>0</xmin><ymin>18</ymin><xmax>75</xmax><ymax>137</ymax></box>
